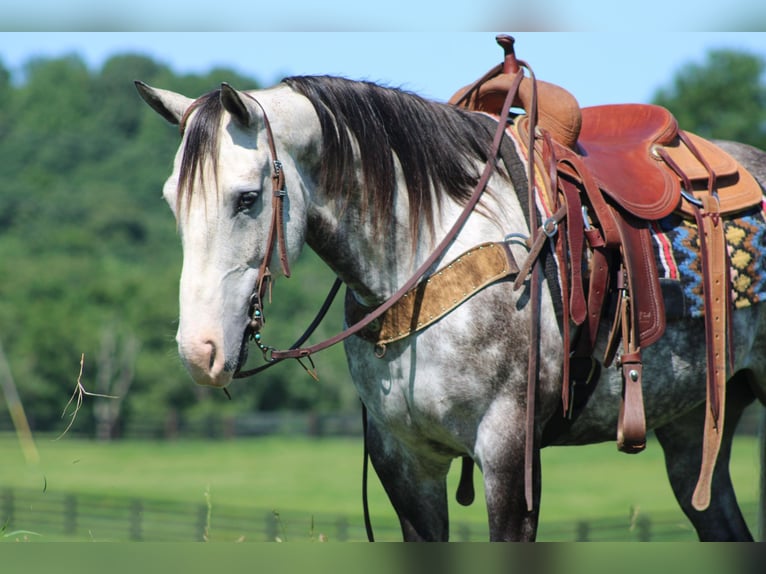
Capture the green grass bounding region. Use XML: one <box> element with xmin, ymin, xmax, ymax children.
<box><xmin>0</xmin><ymin>432</ymin><xmax>761</xmax><ymax>541</ymax></box>
<box><xmin>1</xmin><ymin>434</ymin><xmax>388</xmax><ymax>514</ymax></box>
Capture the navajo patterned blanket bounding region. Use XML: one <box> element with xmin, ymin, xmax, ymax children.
<box><xmin>650</xmin><ymin>201</ymin><xmax>766</xmax><ymax>318</ymax></box>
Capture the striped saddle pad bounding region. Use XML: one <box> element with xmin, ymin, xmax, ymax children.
<box><xmin>651</xmin><ymin>201</ymin><xmax>766</xmax><ymax>319</ymax></box>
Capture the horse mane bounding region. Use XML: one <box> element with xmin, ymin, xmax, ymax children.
<box><xmin>176</xmin><ymin>77</ymin><xmax>503</xmax><ymax>238</ymax></box>
<box><xmin>282</xmin><ymin>75</ymin><xmax>502</xmax><ymax>239</ymax></box>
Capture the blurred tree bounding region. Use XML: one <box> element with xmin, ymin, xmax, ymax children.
<box><xmin>0</xmin><ymin>51</ymin><xmax>358</xmax><ymax>437</ymax></box>
<box><xmin>93</xmin><ymin>326</ymin><xmax>140</xmax><ymax>440</ymax></box>
<box><xmin>0</xmin><ymin>59</ymin><xmax>11</xmax><ymax>139</ymax></box>
<box><xmin>652</xmin><ymin>49</ymin><xmax>766</xmax><ymax>150</ymax></box>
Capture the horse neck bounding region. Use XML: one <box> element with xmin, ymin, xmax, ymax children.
<box><xmin>305</xmin><ymin>172</ymin><xmax>518</xmax><ymax>306</ymax></box>
<box><xmin>304</xmin><ymin>187</ymin><xmax>411</xmax><ymax>305</ymax></box>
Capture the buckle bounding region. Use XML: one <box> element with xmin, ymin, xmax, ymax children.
<box><xmin>542</xmin><ymin>215</ymin><xmax>559</xmax><ymax>238</ymax></box>
<box><xmin>681</xmin><ymin>189</ymin><xmax>704</xmax><ymax>208</ymax></box>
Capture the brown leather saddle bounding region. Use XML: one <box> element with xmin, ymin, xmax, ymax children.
<box><xmin>450</xmin><ymin>35</ymin><xmax>763</xmax><ymax>511</ymax></box>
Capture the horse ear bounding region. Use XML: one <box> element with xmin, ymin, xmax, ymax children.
<box><xmin>220</xmin><ymin>83</ymin><xmax>259</xmax><ymax>128</ymax></box>
<box><xmin>134</xmin><ymin>81</ymin><xmax>193</xmax><ymax>126</ymax></box>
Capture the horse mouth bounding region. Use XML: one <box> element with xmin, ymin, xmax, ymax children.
<box><xmin>231</xmin><ymin>326</ymin><xmax>252</xmax><ymax>377</ymax></box>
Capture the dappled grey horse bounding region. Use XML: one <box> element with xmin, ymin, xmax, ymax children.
<box><xmin>136</xmin><ymin>71</ymin><xmax>766</xmax><ymax>541</ymax></box>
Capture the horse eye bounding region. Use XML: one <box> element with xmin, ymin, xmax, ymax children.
<box><xmin>235</xmin><ymin>190</ymin><xmax>260</xmax><ymax>213</ymax></box>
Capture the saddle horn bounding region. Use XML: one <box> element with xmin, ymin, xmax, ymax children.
<box><xmin>496</xmin><ymin>34</ymin><xmax>520</xmax><ymax>75</ymax></box>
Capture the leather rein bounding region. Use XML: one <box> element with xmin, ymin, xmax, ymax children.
<box><xmin>234</xmin><ymin>69</ymin><xmax>529</xmax><ymax>379</ymax></box>
<box><xmin>229</xmin><ymin>50</ymin><xmax>543</xmax><ymax>535</ymax></box>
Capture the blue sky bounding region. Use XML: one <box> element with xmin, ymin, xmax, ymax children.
<box><xmin>1</xmin><ymin>33</ymin><xmax>765</xmax><ymax>107</ymax></box>
<box><xmin>1</xmin><ymin>1</ymin><xmax>765</xmax><ymax>32</ymax></box>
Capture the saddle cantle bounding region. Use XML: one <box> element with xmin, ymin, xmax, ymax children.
<box><xmin>450</xmin><ymin>34</ymin><xmax>764</xmax><ymax>512</ymax></box>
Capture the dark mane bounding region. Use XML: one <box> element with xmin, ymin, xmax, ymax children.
<box><xmin>283</xmin><ymin>75</ymin><xmax>502</xmax><ymax>238</ymax></box>
<box><xmin>176</xmin><ymin>77</ymin><xmax>504</xmax><ymax>236</ymax></box>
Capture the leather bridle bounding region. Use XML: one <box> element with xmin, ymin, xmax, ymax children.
<box><xmin>225</xmin><ymin>39</ymin><xmax>542</xmax><ymax>536</ymax></box>
<box><xmin>234</xmin><ymin>92</ymin><xmax>293</xmax><ymax>366</ymax></box>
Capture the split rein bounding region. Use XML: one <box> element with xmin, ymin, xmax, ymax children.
<box><xmin>232</xmin><ymin>73</ymin><xmax>529</xmax><ymax>380</ymax></box>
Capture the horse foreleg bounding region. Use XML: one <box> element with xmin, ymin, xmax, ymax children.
<box><xmin>478</xmin><ymin>423</ymin><xmax>541</xmax><ymax>541</ymax></box>
<box><xmin>365</xmin><ymin>420</ymin><xmax>450</xmax><ymax>541</ymax></box>
<box><xmin>654</xmin><ymin>374</ymin><xmax>756</xmax><ymax>541</ymax></box>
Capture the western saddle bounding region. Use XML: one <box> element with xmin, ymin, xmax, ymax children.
<box><xmin>450</xmin><ymin>35</ymin><xmax>763</xmax><ymax>511</ymax></box>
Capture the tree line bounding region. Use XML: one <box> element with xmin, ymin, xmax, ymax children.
<box><xmin>0</xmin><ymin>47</ymin><xmax>764</xmax><ymax>438</ymax></box>
<box><xmin>0</xmin><ymin>52</ymin><xmax>356</xmax><ymax>438</ymax></box>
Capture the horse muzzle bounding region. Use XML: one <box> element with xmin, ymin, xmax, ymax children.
<box><xmin>178</xmin><ymin>336</ymin><xmax>236</xmax><ymax>388</ymax></box>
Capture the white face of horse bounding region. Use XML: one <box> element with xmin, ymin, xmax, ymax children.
<box><xmin>136</xmin><ymin>82</ymin><xmax>313</xmax><ymax>387</ymax></box>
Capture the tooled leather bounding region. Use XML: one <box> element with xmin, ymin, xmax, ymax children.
<box><xmin>346</xmin><ymin>242</ymin><xmax>519</xmax><ymax>346</ymax></box>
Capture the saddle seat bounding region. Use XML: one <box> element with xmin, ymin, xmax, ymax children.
<box><xmin>577</xmin><ymin>104</ymin><xmax>762</xmax><ymax>220</ymax></box>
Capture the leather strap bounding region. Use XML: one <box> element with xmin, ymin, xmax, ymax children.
<box><xmin>518</xmin><ymin>56</ymin><xmax>541</xmax><ymax>515</ymax></box>
<box><xmin>457</xmin><ymin>36</ymin><xmax>543</xmax><ymax>512</ymax></box>
<box><xmin>238</xmin><ymin>92</ymin><xmax>292</xmax><ymax>340</ymax></box>
<box><xmin>558</xmin><ymin>177</ymin><xmax>588</xmax><ymax>326</ymax></box>
<box><xmin>582</xmin><ymin>248</ymin><xmax>612</xmax><ymax>354</ymax></box>
<box><xmin>246</xmin><ymin>94</ymin><xmax>291</xmax><ymax>282</ymax></box>
<box><xmin>662</xmin><ymin>133</ymin><xmax>730</xmax><ymax>511</ymax></box>
<box><xmin>617</xmin><ymin>350</ymin><xmax>646</xmax><ymax>453</ymax></box>
<box><xmin>691</xmin><ymin>195</ymin><xmax>728</xmax><ymax>511</ymax></box>
<box><xmin>619</xmin><ymin>215</ymin><xmax>667</xmax><ymax>347</ymax></box>
<box><xmin>512</xmin><ymin>206</ymin><xmax>567</xmax><ymax>291</ymax></box>
<box><xmin>612</xmin><ymin>259</ymin><xmax>647</xmax><ymax>453</ymax></box>
<box><xmin>555</xmin><ymin>150</ymin><xmax>622</xmax><ymax>248</ymax></box>
<box><xmin>234</xmin><ymin>278</ymin><xmax>343</xmax><ymax>379</ymax></box>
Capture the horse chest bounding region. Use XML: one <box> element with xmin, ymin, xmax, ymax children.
<box><xmin>345</xmin><ymin>334</ymin><xmax>491</xmax><ymax>446</ymax></box>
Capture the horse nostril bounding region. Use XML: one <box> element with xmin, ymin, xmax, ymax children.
<box><xmin>205</xmin><ymin>340</ymin><xmax>217</xmax><ymax>371</ymax></box>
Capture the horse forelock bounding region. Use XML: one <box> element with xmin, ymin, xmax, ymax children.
<box><xmin>177</xmin><ymin>90</ymin><xmax>224</xmax><ymax>216</ymax></box>
<box><xmin>282</xmin><ymin>75</ymin><xmax>502</xmax><ymax>240</ymax></box>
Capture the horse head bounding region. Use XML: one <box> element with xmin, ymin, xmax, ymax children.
<box><xmin>136</xmin><ymin>81</ymin><xmax>317</xmax><ymax>387</ymax></box>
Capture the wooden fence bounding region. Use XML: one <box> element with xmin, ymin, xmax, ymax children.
<box><xmin>1</xmin><ymin>403</ymin><xmax>763</xmax><ymax>441</ymax></box>
<box><xmin>0</xmin><ymin>410</ymin><xmax>366</xmax><ymax>441</ymax></box>
<box><xmin>0</xmin><ymin>486</ymin><xmax>396</xmax><ymax>542</ymax></box>
<box><xmin>2</xmin><ymin>486</ymin><xmax>728</xmax><ymax>542</ymax></box>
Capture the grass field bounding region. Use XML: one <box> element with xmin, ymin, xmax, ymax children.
<box><xmin>0</xmin><ymin>432</ymin><xmax>761</xmax><ymax>541</ymax></box>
